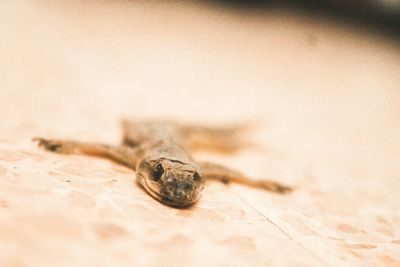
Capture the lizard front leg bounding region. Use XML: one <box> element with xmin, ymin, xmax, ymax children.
<box><xmin>199</xmin><ymin>162</ymin><xmax>292</xmax><ymax>194</ymax></box>
<box><xmin>33</xmin><ymin>138</ymin><xmax>142</xmax><ymax>169</ymax></box>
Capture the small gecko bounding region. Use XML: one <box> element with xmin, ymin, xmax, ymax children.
<box><xmin>33</xmin><ymin>119</ymin><xmax>291</xmax><ymax>207</ymax></box>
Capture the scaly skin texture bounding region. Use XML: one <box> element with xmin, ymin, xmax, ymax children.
<box><xmin>33</xmin><ymin>119</ymin><xmax>291</xmax><ymax>208</ymax></box>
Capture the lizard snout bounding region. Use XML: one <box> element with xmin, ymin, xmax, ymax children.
<box><xmin>164</xmin><ymin>181</ymin><xmax>193</xmax><ymax>200</ymax></box>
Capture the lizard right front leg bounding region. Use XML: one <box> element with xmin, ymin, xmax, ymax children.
<box><xmin>33</xmin><ymin>138</ymin><xmax>142</xmax><ymax>169</ymax></box>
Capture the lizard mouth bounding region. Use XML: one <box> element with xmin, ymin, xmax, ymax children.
<box><xmin>137</xmin><ymin>174</ymin><xmax>195</xmax><ymax>208</ymax></box>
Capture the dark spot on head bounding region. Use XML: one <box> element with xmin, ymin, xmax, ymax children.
<box><xmin>161</xmin><ymin>195</ymin><xmax>171</xmax><ymax>204</ymax></box>
<box><xmin>193</xmin><ymin>172</ymin><xmax>201</xmax><ymax>182</ymax></box>
<box><xmin>151</xmin><ymin>163</ymin><xmax>164</xmax><ymax>182</ymax></box>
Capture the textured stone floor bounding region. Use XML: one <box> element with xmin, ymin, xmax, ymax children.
<box><xmin>1</xmin><ymin>1</ymin><xmax>400</xmax><ymax>266</ymax></box>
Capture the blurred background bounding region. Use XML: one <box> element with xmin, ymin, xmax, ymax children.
<box><xmin>219</xmin><ymin>0</ymin><xmax>400</xmax><ymax>28</ymax></box>
<box><xmin>220</xmin><ymin>0</ymin><xmax>400</xmax><ymax>34</ymax></box>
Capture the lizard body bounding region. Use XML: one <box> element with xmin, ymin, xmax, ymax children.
<box><xmin>34</xmin><ymin>119</ymin><xmax>291</xmax><ymax>207</ymax></box>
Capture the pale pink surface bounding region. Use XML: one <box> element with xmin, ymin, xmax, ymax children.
<box><xmin>0</xmin><ymin>1</ymin><xmax>400</xmax><ymax>266</ymax></box>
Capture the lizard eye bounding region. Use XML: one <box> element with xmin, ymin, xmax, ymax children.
<box><xmin>193</xmin><ymin>172</ymin><xmax>201</xmax><ymax>182</ymax></box>
<box><xmin>151</xmin><ymin>163</ymin><xmax>164</xmax><ymax>182</ymax></box>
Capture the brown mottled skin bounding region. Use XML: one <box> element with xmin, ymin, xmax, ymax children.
<box><xmin>33</xmin><ymin>119</ymin><xmax>291</xmax><ymax>208</ymax></box>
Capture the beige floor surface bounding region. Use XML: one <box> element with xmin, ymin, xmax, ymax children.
<box><xmin>1</xmin><ymin>1</ymin><xmax>400</xmax><ymax>266</ymax></box>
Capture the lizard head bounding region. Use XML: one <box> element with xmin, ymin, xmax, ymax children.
<box><xmin>136</xmin><ymin>157</ymin><xmax>204</xmax><ymax>208</ymax></box>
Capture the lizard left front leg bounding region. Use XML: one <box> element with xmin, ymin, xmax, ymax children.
<box><xmin>199</xmin><ymin>162</ymin><xmax>292</xmax><ymax>194</ymax></box>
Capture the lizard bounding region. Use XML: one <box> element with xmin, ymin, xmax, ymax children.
<box><xmin>33</xmin><ymin>119</ymin><xmax>291</xmax><ymax>208</ymax></box>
